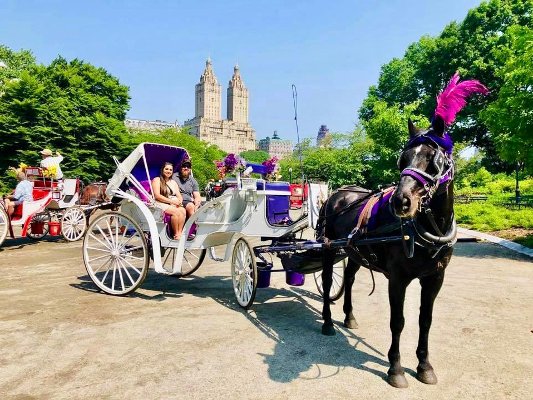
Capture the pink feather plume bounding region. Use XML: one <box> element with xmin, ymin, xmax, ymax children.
<box><xmin>434</xmin><ymin>72</ymin><xmax>489</xmax><ymax>125</ymax></box>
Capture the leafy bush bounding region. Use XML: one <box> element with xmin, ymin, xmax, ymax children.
<box><xmin>455</xmin><ymin>203</ymin><xmax>533</xmax><ymax>231</ymax></box>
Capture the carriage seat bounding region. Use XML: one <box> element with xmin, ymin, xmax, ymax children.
<box><xmin>263</xmin><ymin>182</ymin><xmax>292</xmax><ymax>225</ymax></box>
<box><xmin>129</xmin><ymin>180</ymin><xmax>152</xmax><ymax>203</ymax></box>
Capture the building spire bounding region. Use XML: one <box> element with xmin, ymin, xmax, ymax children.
<box><xmin>201</xmin><ymin>58</ymin><xmax>218</xmax><ymax>85</ymax></box>
<box><xmin>229</xmin><ymin>64</ymin><xmax>245</xmax><ymax>89</ymax></box>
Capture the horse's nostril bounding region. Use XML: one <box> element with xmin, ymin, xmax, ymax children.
<box><xmin>402</xmin><ymin>197</ymin><xmax>410</xmax><ymax>211</ymax></box>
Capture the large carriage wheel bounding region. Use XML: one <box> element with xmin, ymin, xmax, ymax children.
<box><xmin>231</xmin><ymin>238</ymin><xmax>257</xmax><ymax>309</ymax></box>
<box><xmin>162</xmin><ymin>247</ymin><xmax>206</xmax><ymax>276</ymax></box>
<box><xmin>313</xmin><ymin>258</ymin><xmax>346</xmax><ymax>301</ymax></box>
<box><xmin>27</xmin><ymin>211</ymin><xmax>51</xmax><ymax>240</ymax></box>
<box><xmin>61</xmin><ymin>206</ymin><xmax>87</xmax><ymax>242</ymax></box>
<box><xmin>83</xmin><ymin>211</ymin><xmax>149</xmax><ymax>295</ymax></box>
<box><xmin>0</xmin><ymin>206</ymin><xmax>8</xmax><ymax>247</ymax></box>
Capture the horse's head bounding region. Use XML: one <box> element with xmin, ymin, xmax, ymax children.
<box><xmin>392</xmin><ymin>118</ymin><xmax>453</xmax><ymax>218</ymax></box>
<box><xmin>391</xmin><ymin>72</ymin><xmax>488</xmax><ymax>218</ymax></box>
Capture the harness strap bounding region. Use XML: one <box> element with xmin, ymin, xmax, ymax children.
<box><xmin>351</xmin><ymin>186</ymin><xmax>396</xmax><ymax>237</ymax></box>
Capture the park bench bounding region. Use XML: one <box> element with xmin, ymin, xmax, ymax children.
<box><xmin>455</xmin><ymin>195</ymin><xmax>488</xmax><ymax>204</ymax></box>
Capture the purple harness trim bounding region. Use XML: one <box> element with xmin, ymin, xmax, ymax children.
<box><xmin>401</xmin><ymin>169</ymin><xmax>432</xmax><ymax>187</ymax></box>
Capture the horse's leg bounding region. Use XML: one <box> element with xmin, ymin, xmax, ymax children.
<box><xmin>321</xmin><ymin>249</ymin><xmax>336</xmax><ymax>336</ymax></box>
<box><xmin>416</xmin><ymin>270</ymin><xmax>445</xmax><ymax>384</ymax></box>
<box><xmin>343</xmin><ymin>258</ymin><xmax>360</xmax><ymax>329</ymax></box>
<box><xmin>387</xmin><ymin>274</ymin><xmax>409</xmax><ymax>388</ymax></box>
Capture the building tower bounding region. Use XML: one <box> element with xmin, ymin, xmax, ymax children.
<box><xmin>316</xmin><ymin>124</ymin><xmax>330</xmax><ymax>146</ymax></box>
<box><xmin>227</xmin><ymin>65</ymin><xmax>249</xmax><ymax>123</ymax></box>
<box><xmin>195</xmin><ymin>58</ymin><xmax>221</xmax><ymax>120</ymax></box>
<box><xmin>184</xmin><ymin>60</ymin><xmax>256</xmax><ymax>153</ymax></box>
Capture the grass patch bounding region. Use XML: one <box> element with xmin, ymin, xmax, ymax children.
<box><xmin>455</xmin><ymin>203</ymin><xmax>533</xmax><ymax>248</ymax></box>
<box><xmin>455</xmin><ymin>203</ymin><xmax>533</xmax><ymax>231</ymax></box>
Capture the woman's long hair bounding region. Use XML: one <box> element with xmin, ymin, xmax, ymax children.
<box><xmin>159</xmin><ymin>162</ymin><xmax>173</xmax><ymax>197</ymax></box>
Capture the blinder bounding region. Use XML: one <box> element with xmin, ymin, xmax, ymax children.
<box><xmin>397</xmin><ymin>133</ymin><xmax>452</xmax><ymax>195</ymax></box>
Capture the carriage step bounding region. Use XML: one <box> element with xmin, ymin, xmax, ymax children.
<box><xmin>208</xmin><ymin>247</ymin><xmax>224</xmax><ymax>262</ymax></box>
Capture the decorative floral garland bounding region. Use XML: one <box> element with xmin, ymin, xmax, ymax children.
<box><xmin>215</xmin><ymin>154</ymin><xmax>281</xmax><ymax>181</ymax></box>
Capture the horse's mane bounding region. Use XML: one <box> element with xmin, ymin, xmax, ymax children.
<box><xmin>434</xmin><ymin>72</ymin><xmax>488</xmax><ymax>126</ymax></box>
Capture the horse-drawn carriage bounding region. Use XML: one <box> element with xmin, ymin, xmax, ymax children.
<box><xmin>0</xmin><ymin>167</ymin><xmax>81</xmax><ymax>247</ymax></box>
<box><xmin>80</xmin><ymin>73</ymin><xmax>487</xmax><ymax>388</ymax></box>
<box><xmin>0</xmin><ymin>165</ymin><xmax>117</xmax><ymax>247</ymax></box>
<box><xmin>81</xmin><ymin>142</ymin><xmax>346</xmax><ymax>305</ymax></box>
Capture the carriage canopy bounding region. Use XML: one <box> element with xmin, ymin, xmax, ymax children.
<box><xmin>106</xmin><ymin>142</ymin><xmax>190</xmax><ymax>198</ymax></box>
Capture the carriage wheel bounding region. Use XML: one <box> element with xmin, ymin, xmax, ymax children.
<box><xmin>61</xmin><ymin>206</ymin><xmax>87</xmax><ymax>242</ymax></box>
<box><xmin>83</xmin><ymin>211</ymin><xmax>149</xmax><ymax>295</ymax></box>
<box><xmin>27</xmin><ymin>211</ymin><xmax>51</xmax><ymax>240</ymax></box>
<box><xmin>0</xmin><ymin>206</ymin><xmax>8</xmax><ymax>247</ymax></box>
<box><xmin>231</xmin><ymin>238</ymin><xmax>257</xmax><ymax>309</ymax></box>
<box><xmin>314</xmin><ymin>257</ymin><xmax>346</xmax><ymax>301</ymax></box>
<box><xmin>162</xmin><ymin>247</ymin><xmax>206</xmax><ymax>276</ymax></box>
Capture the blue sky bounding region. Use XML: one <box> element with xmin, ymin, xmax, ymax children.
<box><xmin>1</xmin><ymin>0</ymin><xmax>482</xmax><ymax>144</ymax></box>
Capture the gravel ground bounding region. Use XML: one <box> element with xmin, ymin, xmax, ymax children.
<box><xmin>0</xmin><ymin>233</ymin><xmax>532</xmax><ymax>399</ymax></box>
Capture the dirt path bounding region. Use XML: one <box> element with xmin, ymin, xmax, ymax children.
<box><xmin>0</xmin><ymin>236</ymin><xmax>531</xmax><ymax>399</ymax></box>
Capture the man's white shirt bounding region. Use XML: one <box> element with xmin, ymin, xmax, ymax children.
<box><xmin>40</xmin><ymin>155</ymin><xmax>64</xmax><ymax>179</ymax></box>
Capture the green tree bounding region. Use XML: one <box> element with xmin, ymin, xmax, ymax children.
<box><xmin>239</xmin><ymin>149</ymin><xmax>269</xmax><ymax>163</ymax></box>
<box><xmin>359</xmin><ymin>0</ymin><xmax>533</xmax><ymax>174</ymax></box>
<box><xmin>280</xmin><ymin>130</ymin><xmax>373</xmax><ymax>189</ymax></box>
<box><xmin>482</xmin><ymin>25</ymin><xmax>533</xmax><ymax>173</ymax></box>
<box><xmin>0</xmin><ymin>54</ymin><xmax>131</xmax><ymax>188</ymax></box>
<box><xmin>0</xmin><ymin>45</ymin><xmax>36</xmax><ymax>88</ymax></box>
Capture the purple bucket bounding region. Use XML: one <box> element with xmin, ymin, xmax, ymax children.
<box><xmin>257</xmin><ymin>269</ymin><xmax>272</xmax><ymax>288</ymax></box>
<box><xmin>286</xmin><ymin>271</ymin><xmax>305</xmax><ymax>286</ymax></box>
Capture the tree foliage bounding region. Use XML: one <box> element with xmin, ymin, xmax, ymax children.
<box><xmin>359</xmin><ymin>0</ymin><xmax>533</xmax><ymax>176</ymax></box>
<box><xmin>481</xmin><ymin>25</ymin><xmax>533</xmax><ymax>173</ymax></box>
<box><xmin>239</xmin><ymin>149</ymin><xmax>269</xmax><ymax>163</ymax></box>
<box><xmin>280</xmin><ymin>131</ymin><xmax>373</xmax><ymax>189</ymax></box>
<box><xmin>0</xmin><ymin>54</ymin><xmax>131</xmax><ymax>189</ymax></box>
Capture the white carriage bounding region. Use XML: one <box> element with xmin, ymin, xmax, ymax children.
<box><xmin>81</xmin><ymin>143</ymin><xmax>346</xmax><ymax>307</ymax></box>
<box><xmin>0</xmin><ymin>167</ymin><xmax>80</xmax><ymax>247</ymax></box>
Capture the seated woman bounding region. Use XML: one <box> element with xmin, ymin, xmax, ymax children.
<box><xmin>3</xmin><ymin>170</ymin><xmax>33</xmax><ymax>218</ymax></box>
<box><xmin>151</xmin><ymin>162</ymin><xmax>186</xmax><ymax>240</ymax></box>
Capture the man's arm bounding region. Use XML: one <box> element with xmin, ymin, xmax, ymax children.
<box><xmin>192</xmin><ymin>178</ymin><xmax>201</xmax><ymax>208</ymax></box>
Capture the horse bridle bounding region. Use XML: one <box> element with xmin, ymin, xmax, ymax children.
<box><xmin>397</xmin><ymin>135</ymin><xmax>454</xmax><ymax>203</ymax></box>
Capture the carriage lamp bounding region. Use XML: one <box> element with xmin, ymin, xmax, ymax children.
<box><xmin>245</xmin><ymin>188</ymin><xmax>257</xmax><ymax>203</ymax></box>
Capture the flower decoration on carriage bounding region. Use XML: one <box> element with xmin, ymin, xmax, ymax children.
<box><xmin>215</xmin><ymin>153</ymin><xmax>246</xmax><ymax>178</ymax></box>
<box><xmin>261</xmin><ymin>156</ymin><xmax>280</xmax><ymax>181</ymax></box>
<box><xmin>42</xmin><ymin>164</ymin><xmax>58</xmax><ymax>178</ymax></box>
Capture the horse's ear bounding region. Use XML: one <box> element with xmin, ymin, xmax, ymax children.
<box><xmin>432</xmin><ymin>115</ymin><xmax>445</xmax><ymax>137</ymax></box>
<box><xmin>408</xmin><ymin>118</ymin><xmax>419</xmax><ymax>137</ymax></box>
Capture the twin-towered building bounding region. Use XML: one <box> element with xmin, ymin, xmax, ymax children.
<box><xmin>184</xmin><ymin>59</ymin><xmax>256</xmax><ymax>154</ymax></box>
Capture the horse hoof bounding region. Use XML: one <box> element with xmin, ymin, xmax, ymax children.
<box><xmin>416</xmin><ymin>368</ymin><xmax>438</xmax><ymax>385</ymax></box>
<box><xmin>343</xmin><ymin>318</ymin><xmax>358</xmax><ymax>329</ymax></box>
<box><xmin>321</xmin><ymin>324</ymin><xmax>336</xmax><ymax>336</ymax></box>
<box><xmin>387</xmin><ymin>373</ymin><xmax>408</xmax><ymax>388</ymax></box>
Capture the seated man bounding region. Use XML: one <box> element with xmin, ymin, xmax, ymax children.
<box><xmin>3</xmin><ymin>170</ymin><xmax>33</xmax><ymax>218</ymax></box>
<box><xmin>172</xmin><ymin>159</ymin><xmax>201</xmax><ymax>237</ymax></box>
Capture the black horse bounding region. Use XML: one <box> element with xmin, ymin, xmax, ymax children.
<box><xmin>318</xmin><ymin>74</ymin><xmax>487</xmax><ymax>388</ymax></box>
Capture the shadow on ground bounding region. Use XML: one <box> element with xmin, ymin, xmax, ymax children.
<box><xmin>72</xmin><ymin>270</ymin><xmax>392</xmax><ymax>383</ymax></box>
<box><xmin>454</xmin><ymin>242</ymin><xmax>532</xmax><ymax>261</ymax></box>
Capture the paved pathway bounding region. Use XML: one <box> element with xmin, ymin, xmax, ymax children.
<box><xmin>0</xmin><ymin>234</ymin><xmax>531</xmax><ymax>399</ymax></box>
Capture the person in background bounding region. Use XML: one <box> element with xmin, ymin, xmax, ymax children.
<box><xmin>39</xmin><ymin>148</ymin><xmax>64</xmax><ymax>180</ymax></box>
<box><xmin>151</xmin><ymin>162</ymin><xmax>186</xmax><ymax>240</ymax></box>
<box><xmin>3</xmin><ymin>170</ymin><xmax>33</xmax><ymax>218</ymax></box>
<box><xmin>173</xmin><ymin>159</ymin><xmax>201</xmax><ymax>239</ymax></box>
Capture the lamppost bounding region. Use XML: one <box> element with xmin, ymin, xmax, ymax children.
<box><xmin>289</xmin><ymin>167</ymin><xmax>292</xmax><ymax>184</ymax></box>
<box><xmin>515</xmin><ymin>160</ymin><xmax>522</xmax><ymax>204</ymax></box>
